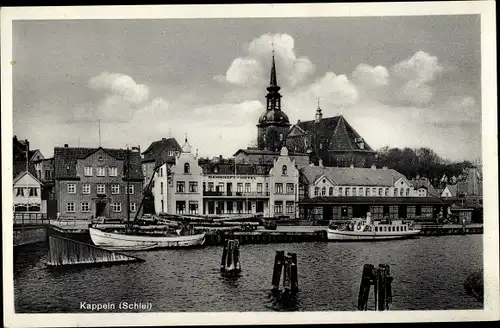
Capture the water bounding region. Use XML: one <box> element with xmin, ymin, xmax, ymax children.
<box><xmin>14</xmin><ymin>235</ymin><xmax>483</xmax><ymax>312</ymax></box>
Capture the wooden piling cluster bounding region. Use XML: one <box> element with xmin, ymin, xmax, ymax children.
<box><xmin>271</xmin><ymin>251</ymin><xmax>299</xmax><ymax>296</ymax></box>
<box><xmin>220</xmin><ymin>239</ymin><xmax>241</xmax><ymax>275</ymax></box>
<box><xmin>46</xmin><ymin>236</ymin><xmax>144</xmax><ymax>267</ymax></box>
<box><xmin>357</xmin><ymin>264</ymin><xmax>393</xmax><ymax>311</ymax></box>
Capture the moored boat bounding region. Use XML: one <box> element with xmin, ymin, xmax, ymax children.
<box><xmin>89</xmin><ymin>227</ymin><xmax>206</xmax><ymax>250</ymax></box>
<box><xmin>327</xmin><ymin>212</ymin><xmax>420</xmax><ymax>241</ymax></box>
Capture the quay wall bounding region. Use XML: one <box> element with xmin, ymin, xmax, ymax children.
<box><xmin>13</xmin><ymin>226</ymin><xmax>47</xmax><ymax>247</ymax></box>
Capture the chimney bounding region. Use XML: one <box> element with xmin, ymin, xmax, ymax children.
<box><xmin>371</xmin><ymin>164</ymin><xmax>376</xmax><ymax>170</ymax></box>
<box><xmin>318</xmin><ymin>158</ymin><xmax>323</xmax><ymax>167</ymax></box>
<box><xmin>64</xmin><ymin>144</ymin><xmax>69</xmax><ymax>148</ymax></box>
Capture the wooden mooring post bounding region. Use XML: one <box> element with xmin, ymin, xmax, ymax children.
<box><xmin>220</xmin><ymin>239</ymin><xmax>241</xmax><ymax>275</ymax></box>
<box><xmin>271</xmin><ymin>250</ymin><xmax>299</xmax><ymax>296</ymax></box>
<box><xmin>357</xmin><ymin>263</ymin><xmax>393</xmax><ymax>311</ymax></box>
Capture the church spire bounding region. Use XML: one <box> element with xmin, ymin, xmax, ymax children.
<box><xmin>315</xmin><ymin>97</ymin><xmax>323</xmax><ymax>122</ymax></box>
<box><xmin>266</xmin><ymin>51</ymin><xmax>282</xmax><ymax>111</ymax></box>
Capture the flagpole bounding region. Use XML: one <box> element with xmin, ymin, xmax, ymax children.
<box><xmin>26</xmin><ymin>146</ymin><xmax>30</xmax><ymax>216</ymax></box>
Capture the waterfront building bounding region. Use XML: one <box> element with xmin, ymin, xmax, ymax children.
<box><xmin>298</xmin><ymin>163</ymin><xmax>449</xmax><ymax>221</ymax></box>
<box><xmin>153</xmin><ymin>140</ymin><xmax>299</xmax><ymax>218</ymax></box>
<box><xmin>13</xmin><ymin>135</ymin><xmax>37</xmax><ymax>178</ymax></box>
<box><xmin>141</xmin><ymin>137</ymin><xmax>182</xmax><ymax>186</ymax></box>
<box><xmin>53</xmin><ymin>144</ymin><xmax>144</xmax><ymax>220</ymax></box>
<box><xmin>13</xmin><ymin>171</ymin><xmax>45</xmax><ymax>215</ymax></box>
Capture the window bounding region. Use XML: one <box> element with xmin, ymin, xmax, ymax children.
<box><xmin>112</xmin><ymin>202</ymin><xmax>122</xmax><ymax>212</ymax></box>
<box><xmin>257</xmin><ymin>183</ymin><xmax>263</xmax><ymax>193</ymax></box>
<box><xmin>160</xmin><ymin>181</ymin><xmax>164</xmax><ymax>194</ymax></box>
<box><xmin>286</xmin><ymin>201</ymin><xmax>294</xmax><ymax>213</ymax></box>
<box><xmin>29</xmin><ymin>187</ymin><xmax>38</xmax><ymax>197</ymax></box>
<box><xmin>96</xmin><ymin>167</ymin><xmax>106</xmax><ymax>177</ymax></box>
<box><xmin>82</xmin><ymin>184</ymin><xmax>91</xmax><ymax>194</ymax></box>
<box><xmin>45</xmin><ymin>170</ymin><xmax>51</xmax><ymax>180</ymax></box>
<box><xmin>237</xmin><ymin>183</ymin><xmax>243</xmax><ymax>193</ymax></box>
<box><xmin>352</xmin><ymin>188</ymin><xmax>356</xmax><ymax>196</ymax></box>
<box><xmin>66</xmin><ymin>202</ymin><xmax>75</xmax><ymax>212</ymax></box>
<box><xmin>81</xmin><ymin>202</ymin><xmax>90</xmax><ymax>212</ymax></box>
<box><xmin>84</xmin><ymin>166</ymin><xmax>93</xmax><ymax>176</ymax></box>
<box><xmin>275</xmin><ymin>183</ymin><xmax>283</xmax><ymax>194</ymax></box>
<box><xmin>375</xmin><ymin>227</ymin><xmax>378</xmax><ymax>232</ymax></box>
<box><xmin>245</xmin><ymin>183</ymin><xmax>251</xmax><ymax>193</ymax></box>
<box><xmin>321</xmin><ymin>187</ymin><xmax>326</xmax><ymax>196</ymax></box>
<box><xmin>406</xmin><ymin>188</ymin><xmax>410</xmax><ymax>196</ymax></box>
<box><xmin>314</xmin><ymin>187</ymin><xmax>319</xmax><ymax>196</ymax></box>
<box><xmin>15</xmin><ymin>187</ymin><xmax>24</xmax><ymax>197</ymax></box>
<box><xmin>385</xmin><ymin>188</ymin><xmax>389</xmax><ymax>196</ymax></box>
<box><xmin>189</xmin><ymin>201</ymin><xmax>199</xmax><ymax>214</ymax></box>
<box><xmin>159</xmin><ymin>168</ymin><xmax>163</xmax><ymax>177</ymax></box>
<box><xmin>279</xmin><ymin>133</ymin><xmax>284</xmax><ymax>141</ymax></box>
<box><xmin>208</xmin><ymin>182</ymin><xmax>214</xmax><ymax>191</ymax></box>
<box><xmin>266</xmin><ymin>183</ymin><xmax>269</xmax><ymax>193</ymax></box>
<box><xmin>339</xmin><ymin>187</ymin><xmax>343</xmax><ymax>195</ymax></box>
<box><xmin>274</xmin><ymin>201</ymin><xmax>283</xmax><ymax>214</ymax></box>
<box><xmin>67</xmin><ymin>183</ymin><xmax>76</xmax><ymax>194</ymax></box>
<box><xmin>176</xmin><ymin>181</ymin><xmax>185</xmax><ymax>193</ymax></box>
<box><xmin>345</xmin><ymin>188</ymin><xmax>350</xmax><ymax>196</ymax></box>
<box><xmin>359</xmin><ymin>188</ymin><xmax>364</xmax><ymax>196</ymax></box>
<box><xmin>189</xmin><ymin>182</ymin><xmax>198</xmax><ymax>193</ymax></box>
<box><xmin>399</xmin><ymin>188</ymin><xmax>404</xmax><ymax>196</ymax></box>
<box><xmin>287</xmin><ymin>183</ymin><xmax>294</xmax><ymax>194</ymax></box>
<box><xmin>227</xmin><ymin>201</ymin><xmax>233</xmax><ymax>213</ymax></box>
<box><xmin>366</xmin><ymin>188</ymin><xmax>370</xmax><ymax>196</ymax></box>
<box><xmin>184</xmin><ymin>163</ymin><xmax>190</xmax><ymax>174</ymax></box>
<box><xmin>160</xmin><ymin>200</ymin><xmax>164</xmax><ymax>212</ymax></box>
<box><xmin>125</xmin><ymin>185</ymin><xmax>134</xmax><ymax>194</ymax></box>
<box><xmin>97</xmin><ymin>184</ymin><xmax>105</xmax><ymax>194</ymax></box>
<box><xmin>109</xmin><ymin>167</ymin><xmax>118</xmax><ymax>176</ymax></box>
<box><xmin>372</xmin><ymin>188</ymin><xmax>377</xmax><ymax>196</ymax></box>
<box><xmin>130</xmin><ymin>203</ymin><xmax>136</xmax><ymax>212</ymax></box>
<box><xmin>379</xmin><ymin>188</ymin><xmax>383</xmax><ymax>196</ymax></box>
<box><xmin>247</xmin><ymin>201</ymin><xmax>252</xmax><ymax>213</ymax></box>
<box><xmin>237</xmin><ymin>201</ymin><xmax>244</xmax><ymax>213</ymax></box>
<box><xmin>218</xmin><ymin>183</ymin><xmax>224</xmax><ymax>192</ymax></box>
<box><xmin>394</xmin><ymin>188</ymin><xmax>398</xmax><ymax>196</ymax></box>
<box><xmin>282</xmin><ymin>165</ymin><xmax>287</xmax><ymax>175</ymax></box>
<box><xmin>329</xmin><ymin>187</ymin><xmax>334</xmax><ymax>196</ymax></box>
<box><xmin>111</xmin><ymin>184</ymin><xmax>120</xmax><ymax>194</ymax></box>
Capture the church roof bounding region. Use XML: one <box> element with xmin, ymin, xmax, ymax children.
<box><xmin>301</xmin><ymin>166</ymin><xmax>405</xmax><ymax>187</ymax></box>
<box><xmin>287</xmin><ymin>115</ymin><xmax>374</xmax><ymax>153</ymax></box>
<box><xmin>54</xmin><ymin>146</ymin><xmax>143</xmax><ymax>180</ymax></box>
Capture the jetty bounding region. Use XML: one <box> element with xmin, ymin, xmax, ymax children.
<box><xmin>46</xmin><ymin>235</ymin><xmax>144</xmax><ymax>267</ymax></box>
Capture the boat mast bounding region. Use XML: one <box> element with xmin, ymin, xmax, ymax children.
<box><xmin>126</xmin><ymin>146</ymin><xmax>131</xmax><ymax>225</ymax></box>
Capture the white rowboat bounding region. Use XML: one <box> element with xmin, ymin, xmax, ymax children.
<box><xmin>89</xmin><ymin>227</ymin><xmax>206</xmax><ymax>250</ymax></box>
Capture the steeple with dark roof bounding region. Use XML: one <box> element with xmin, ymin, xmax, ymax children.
<box><xmin>265</xmin><ymin>51</ymin><xmax>282</xmax><ymax>111</ymax></box>
<box><xmin>256</xmin><ymin>52</ymin><xmax>291</xmax><ymax>151</ymax></box>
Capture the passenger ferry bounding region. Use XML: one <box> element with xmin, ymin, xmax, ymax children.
<box><xmin>327</xmin><ymin>212</ymin><xmax>421</xmax><ymax>241</ymax></box>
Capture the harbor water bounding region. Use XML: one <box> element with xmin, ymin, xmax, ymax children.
<box><xmin>14</xmin><ymin>235</ymin><xmax>483</xmax><ymax>312</ymax></box>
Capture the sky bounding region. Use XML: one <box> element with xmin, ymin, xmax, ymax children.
<box><xmin>12</xmin><ymin>15</ymin><xmax>482</xmax><ymax>162</ymax></box>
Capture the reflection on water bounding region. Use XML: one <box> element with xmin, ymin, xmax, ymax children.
<box><xmin>14</xmin><ymin>235</ymin><xmax>483</xmax><ymax>312</ymax></box>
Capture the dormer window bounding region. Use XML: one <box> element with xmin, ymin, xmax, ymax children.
<box><xmin>282</xmin><ymin>165</ymin><xmax>287</xmax><ymax>176</ymax></box>
<box><xmin>98</xmin><ymin>156</ymin><xmax>104</xmax><ymax>161</ymax></box>
<box><xmin>184</xmin><ymin>163</ymin><xmax>191</xmax><ymax>174</ymax></box>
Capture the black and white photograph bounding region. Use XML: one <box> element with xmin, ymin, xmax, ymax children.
<box><xmin>2</xmin><ymin>2</ymin><xmax>498</xmax><ymax>327</ymax></box>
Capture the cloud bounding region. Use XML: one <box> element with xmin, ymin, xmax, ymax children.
<box><xmin>297</xmin><ymin>72</ymin><xmax>359</xmax><ymax>107</ymax></box>
<box><xmin>352</xmin><ymin>64</ymin><xmax>389</xmax><ymax>88</ymax></box>
<box><xmin>191</xmin><ymin>100</ymin><xmax>264</xmax><ymax>127</ymax></box>
<box><xmin>221</xmin><ymin>33</ymin><xmax>315</xmax><ymax>88</ymax></box>
<box><xmin>391</xmin><ymin>51</ymin><xmax>443</xmax><ymax>106</ymax></box>
<box><xmin>429</xmin><ymin>96</ymin><xmax>480</xmax><ymax>127</ymax></box>
<box><xmin>88</xmin><ymin>72</ymin><xmax>149</xmax><ymax>104</ymax></box>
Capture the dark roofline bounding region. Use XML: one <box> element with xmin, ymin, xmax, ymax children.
<box><xmin>299</xmin><ymin>196</ymin><xmax>447</xmax><ymax>205</ymax></box>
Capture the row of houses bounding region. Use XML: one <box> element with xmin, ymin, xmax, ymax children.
<box><xmin>12</xmin><ymin>55</ymin><xmax>483</xmax><ymax>223</ymax></box>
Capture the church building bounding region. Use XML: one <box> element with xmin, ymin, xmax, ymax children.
<box><xmin>235</xmin><ymin>53</ymin><xmax>375</xmax><ymax>168</ymax></box>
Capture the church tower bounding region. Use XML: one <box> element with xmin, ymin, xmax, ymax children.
<box><xmin>256</xmin><ymin>53</ymin><xmax>291</xmax><ymax>151</ymax></box>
